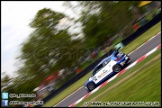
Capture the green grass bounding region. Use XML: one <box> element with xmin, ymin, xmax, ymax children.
<box><xmin>76</xmin><ymin>49</ymin><xmax>161</xmax><ymax>107</ymax></box>
<box><xmin>120</xmin><ymin>21</ymin><xmax>161</xmax><ymax>54</ymax></box>
<box><xmin>42</xmin><ymin>21</ymin><xmax>161</xmax><ymax>107</ymax></box>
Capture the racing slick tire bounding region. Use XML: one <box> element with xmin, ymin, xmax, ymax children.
<box><xmin>87</xmin><ymin>82</ymin><xmax>96</xmax><ymax>91</ymax></box>
<box><xmin>113</xmin><ymin>64</ymin><xmax>122</xmax><ymax>73</ymax></box>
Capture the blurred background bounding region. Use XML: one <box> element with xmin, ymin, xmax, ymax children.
<box><xmin>1</xmin><ymin>1</ymin><xmax>161</xmax><ymax>107</ymax></box>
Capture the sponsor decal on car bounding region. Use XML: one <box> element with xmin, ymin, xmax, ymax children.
<box><xmin>120</xmin><ymin>62</ymin><xmax>125</xmax><ymax>66</ymax></box>
<box><xmin>98</xmin><ymin>70</ymin><xmax>108</xmax><ymax>79</ymax></box>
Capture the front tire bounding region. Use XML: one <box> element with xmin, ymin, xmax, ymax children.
<box><xmin>113</xmin><ymin>64</ymin><xmax>122</xmax><ymax>73</ymax></box>
<box><xmin>87</xmin><ymin>82</ymin><xmax>96</xmax><ymax>91</ymax></box>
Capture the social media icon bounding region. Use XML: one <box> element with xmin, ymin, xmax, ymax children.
<box><xmin>2</xmin><ymin>100</ymin><xmax>8</xmax><ymax>106</ymax></box>
<box><xmin>2</xmin><ymin>92</ymin><xmax>8</xmax><ymax>99</ymax></box>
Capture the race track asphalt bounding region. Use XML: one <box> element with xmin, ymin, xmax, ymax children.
<box><xmin>55</xmin><ymin>33</ymin><xmax>161</xmax><ymax>107</ymax></box>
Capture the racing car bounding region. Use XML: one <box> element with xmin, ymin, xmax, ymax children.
<box><xmin>84</xmin><ymin>47</ymin><xmax>130</xmax><ymax>92</ymax></box>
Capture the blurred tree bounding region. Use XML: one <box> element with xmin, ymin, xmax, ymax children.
<box><xmin>1</xmin><ymin>74</ymin><xmax>11</xmax><ymax>89</ymax></box>
<box><xmin>65</xmin><ymin>1</ymin><xmax>140</xmax><ymax>50</ymax></box>
<box><xmin>15</xmin><ymin>8</ymin><xmax>84</xmax><ymax>94</ymax></box>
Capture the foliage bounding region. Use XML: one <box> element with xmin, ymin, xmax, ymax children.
<box><xmin>75</xmin><ymin>1</ymin><xmax>137</xmax><ymax>49</ymax></box>
<box><xmin>14</xmin><ymin>8</ymin><xmax>84</xmax><ymax>97</ymax></box>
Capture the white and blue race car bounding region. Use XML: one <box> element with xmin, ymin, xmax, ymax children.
<box><xmin>84</xmin><ymin>47</ymin><xmax>130</xmax><ymax>92</ymax></box>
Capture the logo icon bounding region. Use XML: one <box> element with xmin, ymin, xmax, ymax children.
<box><xmin>2</xmin><ymin>100</ymin><xmax>8</xmax><ymax>106</ymax></box>
<box><xmin>2</xmin><ymin>92</ymin><xmax>8</xmax><ymax>99</ymax></box>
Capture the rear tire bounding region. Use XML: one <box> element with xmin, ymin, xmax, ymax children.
<box><xmin>87</xmin><ymin>82</ymin><xmax>96</xmax><ymax>91</ymax></box>
<box><xmin>113</xmin><ymin>64</ymin><xmax>122</xmax><ymax>73</ymax></box>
